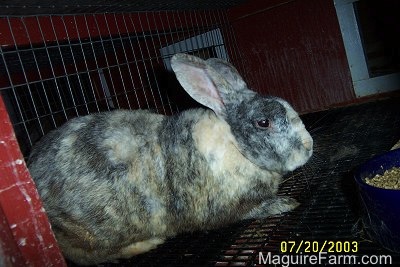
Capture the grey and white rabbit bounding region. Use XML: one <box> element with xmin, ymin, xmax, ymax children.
<box><xmin>28</xmin><ymin>53</ymin><xmax>313</xmax><ymax>265</ymax></box>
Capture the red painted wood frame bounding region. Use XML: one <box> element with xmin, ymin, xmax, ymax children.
<box><xmin>0</xmin><ymin>95</ymin><xmax>66</xmax><ymax>266</ymax></box>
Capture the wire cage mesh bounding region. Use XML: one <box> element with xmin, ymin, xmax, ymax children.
<box><xmin>0</xmin><ymin>10</ymin><xmax>244</xmax><ymax>157</ymax></box>
<box><xmin>0</xmin><ymin>0</ymin><xmax>247</xmax><ymax>15</ymax></box>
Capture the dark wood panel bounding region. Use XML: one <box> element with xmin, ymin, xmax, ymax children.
<box><xmin>228</xmin><ymin>0</ymin><xmax>355</xmax><ymax>113</ymax></box>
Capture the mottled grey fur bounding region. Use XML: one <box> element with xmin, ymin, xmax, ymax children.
<box><xmin>28</xmin><ymin>53</ymin><xmax>313</xmax><ymax>265</ymax></box>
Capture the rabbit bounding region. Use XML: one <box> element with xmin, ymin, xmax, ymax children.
<box><xmin>27</xmin><ymin>53</ymin><xmax>313</xmax><ymax>265</ymax></box>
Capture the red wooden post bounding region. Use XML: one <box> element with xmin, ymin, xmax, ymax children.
<box><xmin>0</xmin><ymin>95</ymin><xmax>66</xmax><ymax>266</ymax></box>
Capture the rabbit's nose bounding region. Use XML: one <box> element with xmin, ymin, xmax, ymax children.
<box><xmin>302</xmin><ymin>138</ymin><xmax>313</xmax><ymax>151</ymax></box>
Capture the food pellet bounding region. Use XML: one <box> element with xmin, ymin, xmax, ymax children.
<box><xmin>365</xmin><ymin>167</ymin><xmax>400</xmax><ymax>189</ymax></box>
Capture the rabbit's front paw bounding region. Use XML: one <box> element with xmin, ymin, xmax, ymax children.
<box><xmin>118</xmin><ymin>238</ymin><xmax>165</xmax><ymax>259</ymax></box>
<box><xmin>243</xmin><ymin>197</ymin><xmax>299</xmax><ymax>219</ymax></box>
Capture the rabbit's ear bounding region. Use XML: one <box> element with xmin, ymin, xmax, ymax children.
<box><xmin>206</xmin><ymin>58</ymin><xmax>247</xmax><ymax>91</ymax></box>
<box><xmin>171</xmin><ymin>53</ymin><xmax>226</xmax><ymax>116</ymax></box>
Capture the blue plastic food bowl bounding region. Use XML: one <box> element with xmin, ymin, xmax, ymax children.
<box><xmin>354</xmin><ymin>148</ymin><xmax>400</xmax><ymax>253</ymax></box>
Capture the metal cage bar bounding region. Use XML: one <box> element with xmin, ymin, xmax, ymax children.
<box><xmin>0</xmin><ymin>10</ymin><xmax>240</xmax><ymax>157</ymax></box>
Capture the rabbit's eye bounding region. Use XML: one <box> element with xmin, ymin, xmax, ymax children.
<box><xmin>256</xmin><ymin>119</ymin><xmax>270</xmax><ymax>129</ymax></box>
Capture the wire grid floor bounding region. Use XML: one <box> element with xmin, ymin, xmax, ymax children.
<box><xmin>65</xmin><ymin>97</ymin><xmax>400</xmax><ymax>266</ymax></box>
